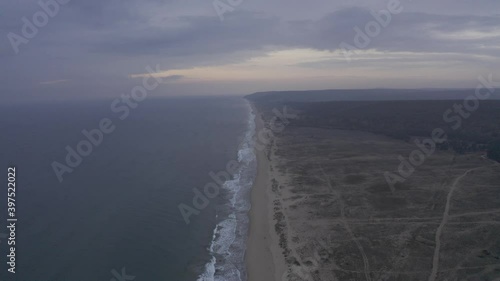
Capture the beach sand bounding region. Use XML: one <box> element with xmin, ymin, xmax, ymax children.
<box><xmin>246</xmin><ymin>106</ymin><xmax>286</xmax><ymax>281</ymax></box>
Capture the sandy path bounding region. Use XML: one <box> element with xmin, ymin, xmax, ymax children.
<box><xmin>428</xmin><ymin>166</ymin><xmax>484</xmax><ymax>281</ymax></box>
<box><xmin>320</xmin><ymin>166</ymin><xmax>371</xmax><ymax>281</ymax></box>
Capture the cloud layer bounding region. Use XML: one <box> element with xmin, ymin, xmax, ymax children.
<box><xmin>1</xmin><ymin>0</ymin><xmax>500</xmax><ymax>101</ymax></box>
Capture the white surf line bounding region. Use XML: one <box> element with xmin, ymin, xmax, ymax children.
<box><xmin>428</xmin><ymin>166</ymin><xmax>484</xmax><ymax>281</ymax></box>
<box><xmin>319</xmin><ymin>165</ymin><xmax>372</xmax><ymax>281</ymax></box>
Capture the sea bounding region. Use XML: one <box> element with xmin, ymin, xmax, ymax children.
<box><xmin>0</xmin><ymin>96</ymin><xmax>256</xmax><ymax>281</ymax></box>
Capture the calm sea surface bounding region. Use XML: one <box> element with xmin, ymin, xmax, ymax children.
<box><xmin>0</xmin><ymin>96</ymin><xmax>255</xmax><ymax>281</ymax></box>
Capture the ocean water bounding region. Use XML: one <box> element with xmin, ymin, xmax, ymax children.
<box><xmin>197</xmin><ymin>106</ymin><xmax>256</xmax><ymax>281</ymax></box>
<box><xmin>0</xmin><ymin>96</ymin><xmax>256</xmax><ymax>281</ymax></box>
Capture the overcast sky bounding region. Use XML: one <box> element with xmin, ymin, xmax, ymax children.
<box><xmin>1</xmin><ymin>0</ymin><xmax>500</xmax><ymax>102</ymax></box>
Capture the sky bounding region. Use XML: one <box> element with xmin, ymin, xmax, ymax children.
<box><xmin>1</xmin><ymin>0</ymin><xmax>500</xmax><ymax>101</ymax></box>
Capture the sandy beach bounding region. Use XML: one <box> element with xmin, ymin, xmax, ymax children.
<box><xmin>246</xmin><ymin>105</ymin><xmax>286</xmax><ymax>281</ymax></box>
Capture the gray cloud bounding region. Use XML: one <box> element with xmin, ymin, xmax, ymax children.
<box><xmin>1</xmin><ymin>0</ymin><xmax>499</xmax><ymax>102</ymax></box>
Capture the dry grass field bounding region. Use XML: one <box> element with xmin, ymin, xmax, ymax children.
<box><xmin>265</xmin><ymin>123</ymin><xmax>500</xmax><ymax>281</ymax></box>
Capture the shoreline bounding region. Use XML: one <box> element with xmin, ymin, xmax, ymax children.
<box><xmin>245</xmin><ymin>103</ymin><xmax>285</xmax><ymax>281</ymax></box>
<box><xmin>196</xmin><ymin>100</ymin><xmax>264</xmax><ymax>281</ymax></box>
